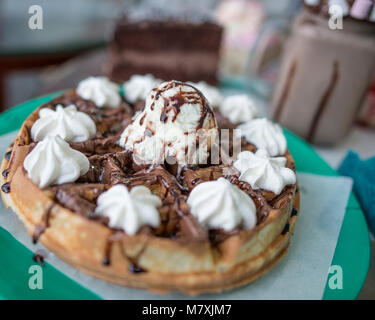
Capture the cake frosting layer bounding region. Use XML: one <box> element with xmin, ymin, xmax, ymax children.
<box><xmin>112</xmin><ymin>50</ymin><xmax>219</xmax><ymax>75</ymax></box>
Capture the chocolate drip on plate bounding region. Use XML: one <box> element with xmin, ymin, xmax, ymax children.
<box><xmin>33</xmin><ymin>249</ymin><xmax>49</xmax><ymax>266</ymax></box>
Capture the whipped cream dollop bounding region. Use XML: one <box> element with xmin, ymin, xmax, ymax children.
<box><xmin>187</xmin><ymin>178</ymin><xmax>256</xmax><ymax>231</ymax></box>
<box><xmin>24</xmin><ymin>135</ymin><xmax>90</xmax><ymax>189</ymax></box>
<box><xmin>187</xmin><ymin>81</ymin><xmax>223</xmax><ymax>107</ymax></box>
<box><xmin>31</xmin><ymin>105</ymin><xmax>96</xmax><ymax>142</ymax></box>
<box><xmin>219</xmin><ymin>94</ymin><xmax>259</xmax><ymax>124</ymax></box>
<box><xmin>237</xmin><ymin>118</ymin><xmax>287</xmax><ymax>156</ymax></box>
<box><xmin>77</xmin><ymin>76</ymin><xmax>121</xmax><ymax>108</ymax></box>
<box><xmin>119</xmin><ymin>80</ymin><xmax>218</xmax><ymax>165</ymax></box>
<box><xmin>123</xmin><ymin>74</ymin><xmax>162</xmax><ymax>103</ymax></box>
<box><xmin>95</xmin><ymin>185</ymin><xmax>161</xmax><ymax>235</ymax></box>
<box><xmin>233</xmin><ymin>149</ymin><xmax>296</xmax><ymax>195</ymax></box>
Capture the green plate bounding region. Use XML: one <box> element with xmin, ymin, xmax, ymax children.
<box><xmin>0</xmin><ymin>91</ymin><xmax>370</xmax><ymax>300</ymax></box>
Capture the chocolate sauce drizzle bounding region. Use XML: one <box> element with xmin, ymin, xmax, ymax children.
<box><xmin>1</xmin><ymin>182</ymin><xmax>10</xmax><ymax>193</ymax></box>
<box><xmin>209</xmin><ymin>228</ymin><xmax>239</xmax><ymax>246</ymax></box>
<box><xmin>307</xmin><ymin>60</ymin><xmax>339</xmax><ymax>142</ymax></box>
<box><xmin>32</xmin><ymin>204</ymin><xmax>55</xmax><ymax>244</ymax></box>
<box><xmin>226</xmin><ymin>175</ymin><xmax>272</xmax><ymax>223</ymax></box>
<box><xmin>1</xmin><ymin>148</ymin><xmax>12</xmax><ymax>193</ymax></box>
<box><xmin>150</xmin><ymin>80</ymin><xmax>214</xmax><ymax>131</ymax></box>
<box><xmin>273</xmin><ymin>58</ymin><xmax>298</xmax><ymax>122</ymax></box>
<box><xmin>102</xmin><ymin>231</ymin><xmax>123</xmax><ymax>266</ymax></box>
<box><xmin>128</xmin><ymin>263</ymin><xmax>145</xmax><ymax>274</ymax></box>
<box><xmin>282</xmin><ymin>222</ymin><xmax>290</xmax><ymax>235</ymax></box>
<box><xmin>4</xmin><ymin>150</ymin><xmax>12</xmax><ymax>161</ymax></box>
<box><xmin>2</xmin><ymin>169</ymin><xmax>9</xmax><ymax>179</ymax></box>
<box><xmin>291</xmin><ymin>208</ymin><xmax>299</xmax><ymax>217</ymax></box>
<box><xmin>102</xmin><ymin>231</ymin><xmax>148</xmax><ymax>273</ymax></box>
<box><xmin>33</xmin><ymin>249</ymin><xmax>48</xmax><ymax>266</ymax></box>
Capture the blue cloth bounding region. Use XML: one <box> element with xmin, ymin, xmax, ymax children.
<box><xmin>338</xmin><ymin>151</ymin><xmax>375</xmax><ymax>235</ymax></box>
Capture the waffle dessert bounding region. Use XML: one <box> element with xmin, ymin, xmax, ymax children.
<box><xmin>1</xmin><ymin>76</ymin><xmax>299</xmax><ymax>295</ymax></box>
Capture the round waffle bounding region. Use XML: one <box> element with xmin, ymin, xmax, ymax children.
<box><xmin>1</xmin><ymin>88</ymin><xmax>299</xmax><ymax>295</ymax></box>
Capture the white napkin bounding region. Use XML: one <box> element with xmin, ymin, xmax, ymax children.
<box><xmin>0</xmin><ymin>131</ymin><xmax>353</xmax><ymax>300</ymax></box>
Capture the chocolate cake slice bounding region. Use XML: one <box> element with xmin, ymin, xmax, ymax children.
<box><xmin>107</xmin><ymin>9</ymin><xmax>223</xmax><ymax>84</ymax></box>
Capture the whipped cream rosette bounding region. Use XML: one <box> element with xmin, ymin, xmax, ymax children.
<box><xmin>95</xmin><ymin>185</ymin><xmax>161</xmax><ymax>236</ymax></box>
<box><xmin>123</xmin><ymin>74</ymin><xmax>162</xmax><ymax>103</ymax></box>
<box><xmin>233</xmin><ymin>149</ymin><xmax>296</xmax><ymax>195</ymax></box>
<box><xmin>77</xmin><ymin>76</ymin><xmax>121</xmax><ymax>108</ymax></box>
<box><xmin>219</xmin><ymin>94</ymin><xmax>259</xmax><ymax>124</ymax></box>
<box><xmin>237</xmin><ymin>118</ymin><xmax>287</xmax><ymax>157</ymax></box>
<box><xmin>187</xmin><ymin>177</ymin><xmax>257</xmax><ymax>231</ymax></box>
<box><xmin>31</xmin><ymin>104</ymin><xmax>96</xmax><ymax>142</ymax></box>
<box><xmin>23</xmin><ymin>135</ymin><xmax>89</xmax><ymax>188</ymax></box>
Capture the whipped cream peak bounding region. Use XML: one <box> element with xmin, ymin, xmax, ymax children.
<box><xmin>76</xmin><ymin>76</ymin><xmax>121</xmax><ymax>108</ymax></box>
<box><xmin>187</xmin><ymin>177</ymin><xmax>257</xmax><ymax>231</ymax></box>
<box><xmin>31</xmin><ymin>104</ymin><xmax>96</xmax><ymax>142</ymax></box>
<box><xmin>219</xmin><ymin>94</ymin><xmax>259</xmax><ymax>124</ymax></box>
<box><xmin>119</xmin><ymin>80</ymin><xmax>218</xmax><ymax>165</ymax></box>
<box><xmin>24</xmin><ymin>135</ymin><xmax>90</xmax><ymax>189</ymax></box>
<box><xmin>233</xmin><ymin>149</ymin><xmax>296</xmax><ymax>195</ymax></box>
<box><xmin>123</xmin><ymin>74</ymin><xmax>162</xmax><ymax>103</ymax></box>
<box><xmin>237</xmin><ymin>118</ymin><xmax>287</xmax><ymax>156</ymax></box>
<box><xmin>95</xmin><ymin>185</ymin><xmax>161</xmax><ymax>235</ymax></box>
<box><xmin>187</xmin><ymin>81</ymin><xmax>223</xmax><ymax>107</ymax></box>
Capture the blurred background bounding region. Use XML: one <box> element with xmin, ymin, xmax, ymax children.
<box><xmin>0</xmin><ymin>0</ymin><xmax>302</xmax><ymax>109</ymax></box>
<box><xmin>0</xmin><ymin>0</ymin><xmax>374</xmax><ymax>299</ymax></box>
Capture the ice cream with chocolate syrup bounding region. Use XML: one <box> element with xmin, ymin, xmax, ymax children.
<box><xmin>119</xmin><ymin>80</ymin><xmax>218</xmax><ymax>166</ymax></box>
<box><xmin>271</xmin><ymin>0</ymin><xmax>375</xmax><ymax>144</ymax></box>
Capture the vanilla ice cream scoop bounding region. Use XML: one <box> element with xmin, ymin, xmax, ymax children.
<box><xmin>119</xmin><ymin>81</ymin><xmax>218</xmax><ymax>165</ymax></box>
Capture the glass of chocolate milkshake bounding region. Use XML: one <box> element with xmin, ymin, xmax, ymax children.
<box><xmin>271</xmin><ymin>0</ymin><xmax>375</xmax><ymax>144</ymax></box>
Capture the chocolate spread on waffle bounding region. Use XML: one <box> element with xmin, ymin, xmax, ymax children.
<box><xmin>3</xmin><ymin>89</ymin><xmax>296</xmax><ymax>269</ymax></box>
